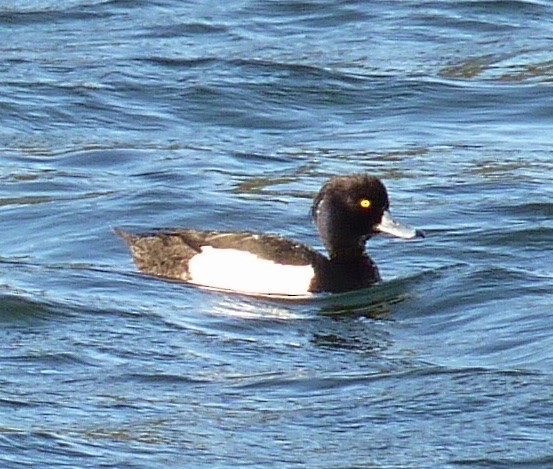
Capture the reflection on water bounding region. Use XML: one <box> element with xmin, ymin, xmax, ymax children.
<box><xmin>441</xmin><ymin>52</ymin><xmax>553</xmax><ymax>82</ymax></box>
<box><xmin>194</xmin><ymin>273</ymin><xmax>422</xmax><ymax>321</ymax></box>
<box><xmin>315</xmin><ymin>277</ymin><xmax>418</xmax><ymax>317</ymax></box>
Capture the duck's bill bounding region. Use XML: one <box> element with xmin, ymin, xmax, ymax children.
<box><xmin>375</xmin><ymin>210</ymin><xmax>425</xmax><ymax>239</ymax></box>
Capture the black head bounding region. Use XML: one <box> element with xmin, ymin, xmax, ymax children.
<box><xmin>312</xmin><ymin>174</ymin><xmax>421</xmax><ymax>257</ymax></box>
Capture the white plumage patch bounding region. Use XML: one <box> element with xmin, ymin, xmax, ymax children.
<box><xmin>187</xmin><ymin>246</ymin><xmax>315</xmax><ymax>296</ymax></box>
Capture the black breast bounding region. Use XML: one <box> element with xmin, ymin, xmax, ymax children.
<box><xmin>309</xmin><ymin>254</ymin><xmax>381</xmax><ymax>293</ymax></box>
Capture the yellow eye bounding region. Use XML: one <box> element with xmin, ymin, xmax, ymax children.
<box><xmin>360</xmin><ymin>199</ymin><xmax>371</xmax><ymax>209</ymax></box>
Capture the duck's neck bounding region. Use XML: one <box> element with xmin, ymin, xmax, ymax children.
<box><xmin>327</xmin><ymin>242</ymin><xmax>367</xmax><ymax>261</ymax></box>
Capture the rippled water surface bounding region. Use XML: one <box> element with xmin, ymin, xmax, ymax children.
<box><xmin>1</xmin><ymin>1</ymin><xmax>553</xmax><ymax>467</ymax></box>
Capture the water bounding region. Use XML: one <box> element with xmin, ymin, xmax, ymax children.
<box><xmin>1</xmin><ymin>0</ymin><xmax>553</xmax><ymax>467</ymax></box>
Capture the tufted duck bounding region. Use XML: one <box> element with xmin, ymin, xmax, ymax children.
<box><xmin>115</xmin><ymin>174</ymin><xmax>424</xmax><ymax>296</ymax></box>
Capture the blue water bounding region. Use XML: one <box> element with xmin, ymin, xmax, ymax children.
<box><xmin>1</xmin><ymin>1</ymin><xmax>553</xmax><ymax>467</ymax></box>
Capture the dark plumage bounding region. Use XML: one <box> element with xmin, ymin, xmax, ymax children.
<box><xmin>116</xmin><ymin>174</ymin><xmax>423</xmax><ymax>296</ymax></box>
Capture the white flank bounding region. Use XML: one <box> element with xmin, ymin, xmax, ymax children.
<box><xmin>187</xmin><ymin>247</ymin><xmax>315</xmax><ymax>296</ymax></box>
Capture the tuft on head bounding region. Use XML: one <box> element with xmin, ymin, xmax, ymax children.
<box><xmin>312</xmin><ymin>174</ymin><xmax>389</xmax><ymax>220</ymax></box>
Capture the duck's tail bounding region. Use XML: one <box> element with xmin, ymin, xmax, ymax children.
<box><xmin>112</xmin><ymin>227</ymin><xmax>137</xmax><ymax>244</ymax></box>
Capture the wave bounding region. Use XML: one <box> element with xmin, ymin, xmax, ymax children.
<box><xmin>0</xmin><ymin>293</ymin><xmax>67</xmax><ymax>324</ymax></box>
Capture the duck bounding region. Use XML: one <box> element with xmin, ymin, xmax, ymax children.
<box><xmin>115</xmin><ymin>174</ymin><xmax>424</xmax><ymax>297</ymax></box>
